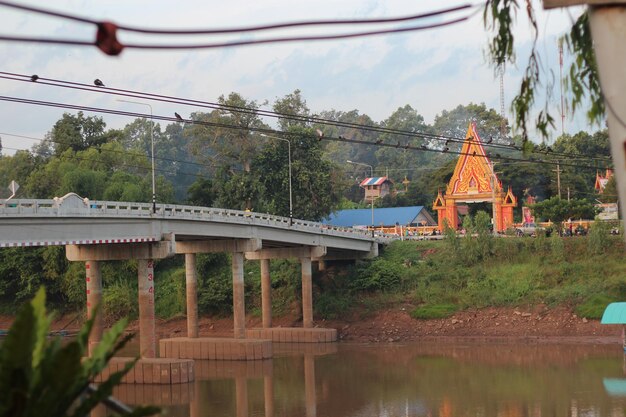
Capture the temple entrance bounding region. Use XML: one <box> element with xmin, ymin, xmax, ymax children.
<box><xmin>432</xmin><ymin>122</ymin><xmax>516</xmax><ymax>233</ymax></box>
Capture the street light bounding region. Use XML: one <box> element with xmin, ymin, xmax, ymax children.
<box><xmin>260</xmin><ymin>134</ymin><xmax>292</xmax><ymax>224</ymax></box>
<box><xmin>118</xmin><ymin>99</ymin><xmax>156</xmax><ymax>214</ymax></box>
<box><xmin>347</xmin><ymin>160</ymin><xmax>374</xmax><ymax>229</ymax></box>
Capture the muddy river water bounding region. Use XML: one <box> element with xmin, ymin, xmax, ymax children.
<box><xmin>110</xmin><ymin>341</ymin><xmax>626</xmax><ymax>417</ymax></box>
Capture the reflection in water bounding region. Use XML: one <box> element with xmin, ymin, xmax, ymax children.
<box><xmin>105</xmin><ymin>342</ymin><xmax>626</xmax><ymax>417</ymax></box>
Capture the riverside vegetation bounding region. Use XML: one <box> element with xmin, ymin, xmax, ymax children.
<box><xmin>0</xmin><ymin>212</ymin><xmax>623</xmax><ymax>324</ymax></box>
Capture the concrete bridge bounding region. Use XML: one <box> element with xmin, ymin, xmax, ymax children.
<box><xmin>0</xmin><ymin>193</ymin><xmax>382</xmax><ymax>383</ymax></box>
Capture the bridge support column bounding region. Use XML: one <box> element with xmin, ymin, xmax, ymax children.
<box><xmin>185</xmin><ymin>253</ymin><xmax>198</xmax><ymax>338</ymax></box>
<box><xmin>138</xmin><ymin>259</ymin><xmax>156</xmax><ymax>358</ymax></box>
<box><xmin>232</xmin><ymin>252</ymin><xmax>246</xmax><ymax>339</ymax></box>
<box><xmin>301</xmin><ymin>257</ymin><xmax>313</xmax><ymax>328</ymax></box>
<box><xmin>318</xmin><ymin>260</ymin><xmax>326</xmax><ymax>272</ymax></box>
<box><xmin>86</xmin><ymin>260</ymin><xmax>103</xmax><ymax>356</ymax></box>
<box><xmin>260</xmin><ymin>259</ymin><xmax>272</xmax><ymax>328</ymax></box>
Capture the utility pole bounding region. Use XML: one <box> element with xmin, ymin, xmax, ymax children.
<box><xmin>553</xmin><ymin>161</ymin><xmax>562</xmax><ymax>198</ymax></box>
<box><xmin>567</xmin><ymin>187</ymin><xmax>570</xmax><ymax>202</ymax></box>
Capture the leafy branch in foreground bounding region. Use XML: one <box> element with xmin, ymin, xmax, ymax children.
<box><xmin>0</xmin><ymin>288</ymin><xmax>159</xmax><ymax>417</ymax></box>
<box><xmin>484</xmin><ymin>0</ymin><xmax>604</xmax><ymax>141</ymax></box>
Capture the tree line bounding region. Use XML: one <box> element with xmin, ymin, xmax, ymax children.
<box><xmin>0</xmin><ymin>90</ymin><xmax>614</xmax><ymax>223</ymax></box>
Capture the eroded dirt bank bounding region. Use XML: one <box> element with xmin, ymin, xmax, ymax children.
<box><xmin>1</xmin><ymin>305</ymin><xmax>618</xmax><ymax>344</ymax></box>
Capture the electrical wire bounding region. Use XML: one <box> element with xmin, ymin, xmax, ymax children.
<box><xmin>0</xmin><ymin>131</ymin><xmax>209</xmax><ymax>170</ymax></box>
<box><xmin>0</xmin><ymin>1</ymin><xmax>473</xmax><ymax>35</ymax></box>
<box><xmin>0</xmin><ymin>17</ymin><xmax>472</xmax><ymax>51</ymax></box>
<box><xmin>0</xmin><ymin>94</ymin><xmax>608</xmax><ymax>171</ymax></box>
<box><xmin>0</xmin><ymin>142</ymin><xmax>208</xmax><ymax>180</ymax></box>
<box><xmin>0</xmin><ymin>71</ymin><xmax>612</xmax><ymax>163</ymax></box>
<box><xmin>0</xmin><ymin>0</ymin><xmax>479</xmax><ymax>53</ymax></box>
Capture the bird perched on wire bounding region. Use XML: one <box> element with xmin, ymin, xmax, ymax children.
<box><xmin>375</xmin><ymin>139</ymin><xmax>383</xmax><ymax>144</ymax></box>
<box><xmin>175</xmin><ymin>112</ymin><xmax>184</xmax><ymax>122</ymax></box>
<box><xmin>442</xmin><ymin>147</ymin><xmax>449</xmax><ymax>153</ymax></box>
<box><xmin>30</xmin><ymin>74</ymin><xmax>39</xmax><ymax>82</ymax></box>
<box><xmin>94</xmin><ymin>79</ymin><xmax>105</xmax><ymax>87</ymax></box>
<box><xmin>486</xmin><ymin>136</ymin><xmax>493</xmax><ymax>144</ymax></box>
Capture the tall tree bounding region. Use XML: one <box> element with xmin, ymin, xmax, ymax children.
<box><xmin>273</xmin><ymin>89</ymin><xmax>310</xmax><ymax>131</ymax></box>
<box><xmin>189</xmin><ymin>92</ymin><xmax>266</xmax><ymax>173</ymax></box>
<box><xmin>255</xmin><ymin>126</ymin><xmax>341</xmax><ymax>221</ymax></box>
<box><xmin>374</xmin><ymin>105</ymin><xmax>432</xmax><ymax>182</ymax></box>
<box><xmin>50</xmin><ymin>112</ymin><xmax>108</xmax><ymax>156</ymax></box>
<box><xmin>433</xmin><ymin>103</ymin><xmax>509</xmax><ymax>144</ymax></box>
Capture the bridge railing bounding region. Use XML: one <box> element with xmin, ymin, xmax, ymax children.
<box><xmin>0</xmin><ymin>198</ymin><xmax>390</xmax><ymax>242</ymax></box>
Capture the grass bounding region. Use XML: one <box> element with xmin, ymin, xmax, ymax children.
<box><xmin>411</xmin><ymin>303</ymin><xmax>458</xmax><ymax>319</ymax></box>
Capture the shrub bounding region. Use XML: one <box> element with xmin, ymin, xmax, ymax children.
<box><xmin>351</xmin><ymin>259</ymin><xmax>404</xmax><ymax>292</ymax></box>
<box><xmin>411</xmin><ymin>303</ymin><xmax>458</xmax><ymax>319</ymax></box>
<box><xmin>0</xmin><ymin>288</ymin><xmax>157</xmax><ymax>417</ymax></box>
<box><xmin>103</xmin><ymin>279</ymin><xmax>137</xmax><ymax>321</ymax></box>
<box><xmin>575</xmin><ymin>294</ymin><xmax>616</xmax><ymax>319</ymax></box>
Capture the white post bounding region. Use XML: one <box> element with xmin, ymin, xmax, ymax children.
<box><xmin>588</xmin><ymin>7</ymin><xmax>626</xmax><ymax>236</ymax></box>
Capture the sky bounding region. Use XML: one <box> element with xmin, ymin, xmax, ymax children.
<box><xmin>0</xmin><ymin>0</ymin><xmax>591</xmax><ymax>155</ymax></box>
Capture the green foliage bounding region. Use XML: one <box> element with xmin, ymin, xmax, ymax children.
<box><xmin>196</xmin><ymin>253</ymin><xmax>234</xmax><ymax>315</ymax></box>
<box><xmin>314</xmin><ymin>291</ymin><xmax>352</xmax><ymax>320</ymax></box>
<box><xmin>575</xmin><ymin>294</ymin><xmax>615</xmax><ymax>319</ymax></box>
<box><xmin>155</xmin><ymin>268</ymin><xmax>186</xmax><ymax>319</ymax></box>
<box><xmin>351</xmin><ymin>259</ymin><xmax>404</xmax><ymax>292</ymax></box>
<box><xmin>0</xmin><ymin>288</ymin><xmax>157</xmax><ymax>417</ymax></box>
<box><xmin>411</xmin><ymin>304</ymin><xmax>458</xmax><ymax>320</ymax></box>
<box><xmin>531</xmin><ymin>197</ymin><xmax>597</xmax><ymax>224</ymax></box>
<box><xmin>587</xmin><ymin>218</ymin><xmax>611</xmax><ymax>255</ymax></box>
<box><xmin>484</xmin><ymin>3</ymin><xmax>604</xmax><ymax>138</ymax></box>
<box><xmin>103</xmin><ymin>279</ymin><xmax>137</xmax><ymax>321</ymax></box>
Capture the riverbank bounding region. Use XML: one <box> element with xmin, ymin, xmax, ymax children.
<box><xmin>0</xmin><ymin>303</ymin><xmax>620</xmax><ymax>344</ymax></box>
<box><xmin>123</xmin><ymin>304</ymin><xmax>624</xmax><ymax>344</ymax></box>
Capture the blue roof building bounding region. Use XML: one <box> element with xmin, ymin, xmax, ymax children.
<box><xmin>323</xmin><ymin>206</ymin><xmax>436</xmax><ymax>228</ymax></box>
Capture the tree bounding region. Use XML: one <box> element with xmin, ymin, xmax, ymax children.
<box><xmin>374</xmin><ymin>105</ymin><xmax>432</xmax><ymax>181</ymax></box>
<box><xmin>484</xmin><ymin>3</ymin><xmax>601</xmax><ymax>140</ymax></box>
<box><xmin>317</xmin><ymin>109</ymin><xmax>379</xmax><ymax>168</ymax></box>
<box><xmin>255</xmin><ymin>126</ymin><xmax>342</xmax><ymax>220</ymax></box>
<box><xmin>273</xmin><ymin>89</ymin><xmax>310</xmax><ymax>131</ymax></box>
<box><xmin>188</xmin><ymin>92</ymin><xmax>266</xmax><ymax>173</ymax></box>
<box><xmin>531</xmin><ymin>196</ymin><xmax>598</xmax><ymax>223</ymax></box>
<box><xmin>50</xmin><ymin>112</ymin><xmax>108</xmax><ymax>156</ymax></box>
<box><xmin>187</xmin><ymin>178</ymin><xmax>217</xmax><ymax>207</ymax></box>
<box><xmin>433</xmin><ymin>103</ymin><xmax>509</xmax><ymax>143</ymax></box>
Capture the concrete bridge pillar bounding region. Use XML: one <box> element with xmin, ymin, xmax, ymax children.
<box><xmin>138</xmin><ymin>259</ymin><xmax>156</xmax><ymax>358</ymax></box>
<box><xmin>260</xmin><ymin>259</ymin><xmax>272</xmax><ymax>328</ymax></box>
<box><xmin>185</xmin><ymin>253</ymin><xmax>198</xmax><ymax>338</ymax></box>
<box><xmin>301</xmin><ymin>257</ymin><xmax>313</xmax><ymax>328</ymax></box>
<box><xmin>85</xmin><ymin>260</ymin><xmax>103</xmax><ymax>356</ymax></box>
<box><xmin>232</xmin><ymin>252</ymin><xmax>246</xmax><ymax>339</ymax></box>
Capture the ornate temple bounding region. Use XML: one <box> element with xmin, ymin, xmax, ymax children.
<box><xmin>432</xmin><ymin>122</ymin><xmax>517</xmax><ymax>232</ymax></box>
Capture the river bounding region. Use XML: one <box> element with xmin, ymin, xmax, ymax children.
<box><xmin>110</xmin><ymin>341</ymin><xmax>626</xmax><ymax>417</ymax></box>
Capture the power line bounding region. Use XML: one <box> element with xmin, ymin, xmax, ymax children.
<box><xmin>0</xmin><ymin>143</ymin><xmax>207</xmax><ymax>180</ymax></box>
<box><xmin>0</xmin><ymin>94</ymin><xmax>606</xmax><ymax>171</ymax></box>
<box><xmin>0</xmin><ymin>131</ymin><xmax>208</xmax><ymax>170</ymax></box>
<box><xmin>0</xmin><ymin>71</ymin><xmax>612</xmax><ymax>163</ymax></box>
<box><xmin>0</xmin><ymin>1</ymin><xmax>473</xmax><ymax>34</ymax></box>
<box><xmin>0</xmin><ymin>0</ymin><xmax>478</xmax><ymax>54</ymax></box>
